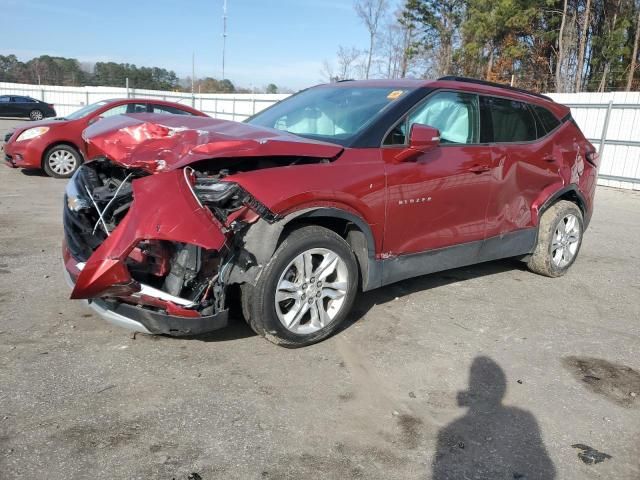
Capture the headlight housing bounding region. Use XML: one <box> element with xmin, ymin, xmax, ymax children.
<box><xmin>65</xmin><ymin>168</ymin><xmax>91</xmax><ymax>212</ymax></box>
<box><xmin>16</xmin><ymin>127</ymin><xmax>49</xmax><ymax>142</ymax></box>
<box><xmin>184</xmin><ymin>168</ymin><xmax>279</xmax><ymax>224</ymax></box>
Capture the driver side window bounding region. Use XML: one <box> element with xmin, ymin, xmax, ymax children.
<box><xmin>385</xmin><ymin>91</ymin><xmax>480</xmax><ymax>145</ymax></box>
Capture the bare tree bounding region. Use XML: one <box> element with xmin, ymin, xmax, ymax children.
<box><xmin>320</xmin><ymin>59</ymin><xmax>337</xmax><ymax>83</ymax></box>
<box><xmin>336</xmin><ymin>45</ymin><xmax>362</xmax><ymax>80</ymax></box>
<box><xmin>555</xmin><ymin>0</ymin><xmax>569</xmax><ymax>92</ymax></box>
<box><xmin>354</xmin><ymin>0</ymin><xmax>389</xmax><ymax>79</ymax></box>
<box><xmin>379</xmin><ymin>23</ymin><xmax>404</xmax><ymax>78</ymax></box>
<box><xmin>598</xmin><ymin>0</ymin><xmax>622</xmax><ymax>92</ymax></box>
<box><xmin>627</xmin><ymin>5</ymin><xmax>640</xmax><ymax>91</ymax></box>
<box><xmin>575</xmin><ymin>0</ymin><xmax>592</xmax><ymax>91</ymax></box>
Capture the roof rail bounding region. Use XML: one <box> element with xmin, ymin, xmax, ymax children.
<box><xmin>437</xmin><ymin>76</ymin><xmax>554</xmax><ymax>102</ymax></box>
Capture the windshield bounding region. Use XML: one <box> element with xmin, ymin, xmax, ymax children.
<box><xmin>65</xmin><ymin>100</ymin><xmax>110</xmax><ymax>120</ymax></box>
<box><xmin>246</xmin><ymin>86</ymin><xmax>413</xmax><ymax>145</ymax></box>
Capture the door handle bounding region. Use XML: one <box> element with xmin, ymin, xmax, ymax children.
<box><xmin>469</xmin><ymin>164</ymin><xmax>491</xmax><ymax>174</ymax></box>
<box><xmin>543</xmin><ymin>156</ymin><xmax>556</xmax><ymax>163</ymax></box>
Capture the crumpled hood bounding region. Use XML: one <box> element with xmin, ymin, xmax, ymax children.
<box><xmin>82</xmin><ymin>113</ymin><xmax>344</xmax><ymax>173</ymax></box>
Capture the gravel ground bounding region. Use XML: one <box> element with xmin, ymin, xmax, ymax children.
<box><xmin>1</xmin><ymin>117</ymin><xmax>639</xmax><ymax>479</ymax></box>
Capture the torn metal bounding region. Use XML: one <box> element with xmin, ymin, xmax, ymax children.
<box><xmin>64</xmin><ymin>115</ymin><xmax>343</xmax><ymax>335</ymax></box>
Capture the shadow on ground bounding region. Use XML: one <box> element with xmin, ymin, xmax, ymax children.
<box><xmin>342</xmin><ymin>257</ymin><xmax>528</xmax><ymax>333</ymax></box>
<box><xmin>432</xmin><ymin>356</ymin><xmax>556</xmax><ymax>479</ymax></box>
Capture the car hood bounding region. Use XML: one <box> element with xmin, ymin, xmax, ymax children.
<box><xmin>82</xmin><ymin>113</ymin><xmax>344</xmax><ymax>173</ymax></box>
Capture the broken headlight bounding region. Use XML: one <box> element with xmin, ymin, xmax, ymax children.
<box><xmin>193</xmin><ymin>177</ymin><xmax>240</xmax><ymax>204</ymax></box>
<box><xmin>184</xmin><ymin>167</ymin><xmax>279</xmax><ymax>224</ymax></box>
<box><xmin>65</xmin><ymin>168</ymin><xmax>91</xmax><ymax>212</ymax></box>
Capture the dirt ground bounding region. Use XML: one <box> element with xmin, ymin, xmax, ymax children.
<box><xmin>1</xmin><ymin>117</ymin><xmax>639</xmax><ymax>479</ymax></box>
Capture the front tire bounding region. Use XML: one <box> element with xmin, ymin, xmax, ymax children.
<box><xmin>43</xmin><ymin>145</ymin><xmax>81</xmax><ymax>178</ymax></box>
<box><xmin>242</xmin><ymin>226</ymin><xmax>359</xmax><ymax>347</ymax></box>
<box><xmin>527</xmin><ymin>200</ymin><xmax>584</xmax><ymax>277</ymax></box>
<box><xmin>30</xmin><ymin>109</ymin><xmax>43</xmax><ymax>121</ymax></box>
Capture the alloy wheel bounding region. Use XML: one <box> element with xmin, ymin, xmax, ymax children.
<box><xmin>274</xmin><ymin>247</ymin><xmax>349</xmax><ymax>334</ymax></box>
<box><xmin>551</xmin><ymin>213</ymin><xmax>581</xmax><ymax>268</ymax></box>
<box><xmin>30</xmin><ymin>110</ymin><xmax>43</xmax><ymax>121</ymax></box>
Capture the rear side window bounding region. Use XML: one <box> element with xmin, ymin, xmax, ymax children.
<box><xmin>13</xmin><ymin>96</ymin><xmax>35</xmax><ymax>103</ymax></box>
<box><xmin>151</xmin><ymin>104</ymin><xmax>193</xmax><ymax>115</ymax></box>
<box><xmin>0</xmin><ymin>96</ymin><xmax>9</xmax><ymax>103</ymax></box>
<box><xmin>127</xmin><ymin>103</ymin><xmax>150</xmax><ymax>114</ymax></box>
<box><xmin>532</xmin><ymin>105</ymin><xmax>561</xmax><ymax>134</ymax></box>
<box><xmin>485</xmin><ymin>97</ymin><xmax>537</xmax><ymax>143</ymax></box>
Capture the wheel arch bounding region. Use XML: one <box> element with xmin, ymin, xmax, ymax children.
<box><xmin>41</xmin><ymin>141</ymin><xmax>82</xmax><ymax>169</ymax></box>
<box><xmin>536</xmin><ymin>184</ymin><xmax>589</xmax><ymax>228</ymax></box>
<box><xmin>230</xmin><ymin>207</ymin><xmax>381</xmax><ymax>292</ymax></box>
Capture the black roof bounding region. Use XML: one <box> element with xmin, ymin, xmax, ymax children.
<box><xmin>438</xmin><ymin>76</ymin><xmax>554</xmax><ymax>102</ymax></box>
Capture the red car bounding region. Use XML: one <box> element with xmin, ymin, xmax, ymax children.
<box><xmin>3</xmin><ymin>98</ymin><xmax>206</xmax><ymax>178</ymax></box>
<box><xmin>62</xmin><ymin>77</ymin><xmax>598</xmax><ymax>347</ymax></box>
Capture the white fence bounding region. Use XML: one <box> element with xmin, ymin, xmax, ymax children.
<box><xmin>548</xmin><ymin>92</ymin><xmax>640</xmax><ymax>190</ymax></box>
<box><xmin>0</xmin><ymin>81</ymin><xmax>289</xmax><ymax>121</ymax></box>
<box><xmin>1</xmin><ymin>82</ymin><xmax>639</xmax><ymax>190</ymax></box>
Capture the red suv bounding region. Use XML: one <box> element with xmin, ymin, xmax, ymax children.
<box><xmin>62</xmin><ymin>77</ymin><xmax>598</xmax><ymax>347</ymax></box>
<box><xmin>3</xmin><ymin>98</ymin><xmax>206</xmax><ymax>178</ymax></box>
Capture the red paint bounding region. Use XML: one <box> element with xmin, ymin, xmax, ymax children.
<box><xmin>4</xmin><ymin>98</ymin><xmax>206</xmax><ymax>171</ymax></box>
<box><xmin>81</xmin><ymin>113</ymin><xmax>343</xmax><ymax>172</ymax></box>
<box><xmin>71</xmin><ymin>169</ymin><xmax>227</xmax><ymax>299</ymax></box>
<box><xmin>64</xmin><ymin>79</ymin><xmax>597</xmax><ymax>313</ymax></box>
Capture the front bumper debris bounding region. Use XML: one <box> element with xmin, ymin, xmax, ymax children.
<box><xmin>63</xmin><ymin>261</ymin><xmax>228</xmax><ymax>335</ymax></box>
<box><xmin>62</xmin><ymin>162</ymin><xmax>232</xmax><ymax>336</ymax></box>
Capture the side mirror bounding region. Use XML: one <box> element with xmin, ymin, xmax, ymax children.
<box><xmin>394</xmin><ymin>124</ymin><xmax>440</xmax><ymax>162</ymax></box>
<box><xmin>87</xmin><ymin>116</ymin><xmax>103</xmax><ymax>126</ymax></box>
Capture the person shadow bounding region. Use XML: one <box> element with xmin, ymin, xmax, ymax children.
<box><xmin>432</xmin><ymin>357</ymin><xmax>556</xmax><ymax>480</ymax></box>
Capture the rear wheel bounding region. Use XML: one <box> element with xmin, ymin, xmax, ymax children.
<box><xmin>43</xmin><ymin>145</ymin><xmax>81</xmax><ymax>178</ymax></box>
<box><xmin>527</xmin><ymin>200</ymin><xmax>583</xmax><ymax>277</ymax></box>
<box><xmin>29</xmin><ymin>109</ymin><xmax>43</xmax><ymax>121</ymax></box>
<box><xmin>241</xmin><ymin>226</ymin><xmax>358</xmax><ymax>347</ymax></box>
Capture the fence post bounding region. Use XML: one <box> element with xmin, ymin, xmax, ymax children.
<box><xmin>252</xmin><ymin>98</ymin><xmax>256</xmax><ymax>115</ymax></box>
<box><xmin>85</xmin><ymin>90</ymin><xmax>89</xmax><ymax>106</ymax></box>
<box><xmin>232</xmin><ymin>98</ymin><xmax>236</xmax><ymax>121</ymax></box>
<box><xmin>41</xmin><ymin>89</ymin><xmax>45</xmax><ymax>101</ymax></box>
<box><xmin>126</xmin><ymin>78</ymin><xmax>130</xmax><ymax>98</ymax></box>
<box><xmin>599</xmin><ymin>100</ymin><xmax>613</xmax><ymax>156</ymax></box>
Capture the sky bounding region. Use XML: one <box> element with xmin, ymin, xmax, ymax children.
<box><xmin>0</xmin><ymin>0</ymin><xmax>378</xmax><ymax>90</ymax></box>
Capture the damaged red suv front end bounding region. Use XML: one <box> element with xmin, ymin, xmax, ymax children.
<box><xmin>63</xmin><ymin>113</ymin><xmax>341</xmax><ymax>335</ymax></box>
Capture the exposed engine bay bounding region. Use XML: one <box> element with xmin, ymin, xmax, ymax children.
<box><xmin>63</xmin><ymin>155</ymin><xmax>323</xmax><ymax>331</ymax></box>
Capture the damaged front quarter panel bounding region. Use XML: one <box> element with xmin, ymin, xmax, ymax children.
<box><xmin>71</xmin><ymin>168</ymin><xmax>228</xmax><ymax>299</ymax></box>
<box><xmin>66</xmin><ymin>115</ymin><xmax>355</xmax><ymax>335</ymax></box>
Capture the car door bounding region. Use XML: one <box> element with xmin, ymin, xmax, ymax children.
<box><xmin>481</xmin><ymin>96</ymin><xmax>560</xmax><ymax>239</ymax></box>
<box><xmin>382</xmin><ymin>90</ymin><xmax>494</xmax><ymax>256</ymax></box>
<box><xmin>12</xmin><ymin>96</ymin><xmax>35</xmax><ymax>117</ymax></box>
<box><xmin>0</xmin><ymin>96</ymin><xmax>14</xmax><ymax>117</ymax></box>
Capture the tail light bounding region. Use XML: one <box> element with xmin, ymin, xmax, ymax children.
<box><xmin>585</xmin><ymin>151</ymin><xmax>599</xmax><ymax>167</ymax></box>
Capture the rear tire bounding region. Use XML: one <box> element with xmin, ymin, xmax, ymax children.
<box><xmin>527</xmin><ymin>200</ymin><xmax>583</xmax><ymax>277</ymax></box>
<box><xmin>43</xmin><ymin>145</ymin><xmax>81</xmax><ymax>178</ymax></box>
<box><xmin>241</xmin><ymin>226</ymin><xmax>359</xmax><ymax>347</ymax></box>
<box><xmin>30</xmin><ymin>109</ymin><xmax>43</xmax><ymax>121</ymax></box>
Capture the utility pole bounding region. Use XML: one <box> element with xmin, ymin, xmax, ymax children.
<box><xmin>222</xmin><ymin>0</ymin><xmax>228</xmax><ymax>80</ymax></box>
<box><xmin>192</xmin><ymin>51</ymin><xmax>196</xmax><ymax>107</ymax></box>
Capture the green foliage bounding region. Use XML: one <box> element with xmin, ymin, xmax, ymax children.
<box><xmin>0</xmin><ymin>55</ymin><xmax>236</xmax><ymax>93</ymax></box>
<box><xmin>400</xmin><ymin>0</ymin><xmax>640</xmax><ymax>91</ymax></box>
